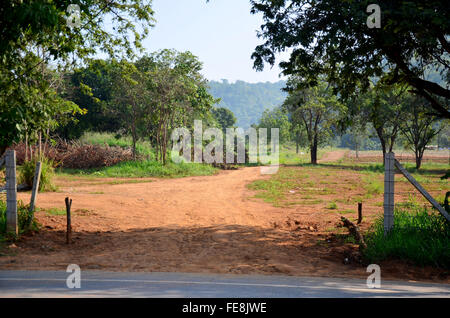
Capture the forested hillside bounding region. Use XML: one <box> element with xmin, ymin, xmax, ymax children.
<box><xmin>208</xmin><ymin>80</ymin><xmax>287</xmax><ymax>128</ymax></box>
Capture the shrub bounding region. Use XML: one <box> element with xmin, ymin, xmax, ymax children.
<box><xmin>0</xmin><ymin>199</ymin><xmax>39</xmax><ymax>237</ymax></box>
<box><xmin>19</xmin><ymin>157</ymin><xmax>56</xmax><ymax>191</ymax></box>
<box><xmin>327</xmin><ymin>202</ymin><xmax>338</xmax><ymax>210</ymax></box>
<box><xmin>363</xmin><ymin>206</ymin><xmax>450</xmax><ymax>268</ymax></box>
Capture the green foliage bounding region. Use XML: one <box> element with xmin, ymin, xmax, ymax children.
<box><xmin>19</xmin><ymin>157</ymin><xmax>56</xmax><ymax>192</ymax></box>
<box><xmin>364</xmin><ymin>207</ymin><xmax>450</xmax><ymax>268</ymax></box>
<box><xmin>283</xmin><ymin>79</ymin><xmax>346</xmax><ymax>163</ymax></box>
<box><xmin>211</xmin><ymin>107</ymin><xmax>237</xmax><ymax>130</ymax></box>
<box><xmin>257</xmin><ymin>106</ymin><xmax>291</xmax><ymax>144</ymax></box>
<box><xmin>327</xmin><ymin>202</ymin><xmax>338</xmax><ymax>210</ymax></box>
<box><xmin>1</xmin><ymin>0</ymin><xmax>155</xmax><ymax>155</ymax></box>
<box><xmin>208</xmin><ymin>80</ymin><xmax>287</xmax><ymax>128</ymax></box>
<box><xmin>251</xmin><ymin>0</ymin><xmax>450</xmax><ymax>119</ymax></box>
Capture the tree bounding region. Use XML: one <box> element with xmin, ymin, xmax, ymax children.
<box><xmin>283</xmin><ymin>80</ymin><xmax>345</xmax><ymax>164</ymax></box>
<box><xmin>257</xmin><ymin>106</ymin><xmax>291</xmax><ymax>145</ymax></box>
<box><xmin>110</xmin><ymin>60</ymin><xmax>148</xmax><ymax>160</ymax></box>
<box><xmin>211</xmin><ymin>107</ymin><xmax>237</xmax><ymax>131</ymax></box>
<box><xmin>0</xmin><ymin>0</ymin><xmax>155</xmax><ymax>156</ymax></box>
<box><xmin>358</xmin><ymin>84</ymin><xmax>409</xmax><ymax>163</ymax></box>
<box><xmin>135</xmin><ymin>50</ymin><xmax>217</xmax><ymax>164</ymax></box>
<box><xmin>57</xmin><ymin>59</ymin><xmax>122</xmax><ymax>139</ymax></box>
<box><xmin>401</xmin><ymin>96</ymin><xmax>443</xmax><ymax>169</ymax></box>
<box><xmin>251</xmin><ymin>0</ymin><xmax>450</xmax><ymax>119</ymax></box>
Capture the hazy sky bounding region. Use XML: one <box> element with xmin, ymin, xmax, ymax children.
<box><xmin>142</xmin><ymin>0</ymin><xmax>289</xmax><ymax>83</ymax></box>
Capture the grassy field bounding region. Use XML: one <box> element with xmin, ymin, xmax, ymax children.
<box><xmin>59</xmin><ymin>160</ymin><xmax>218</xmax><ymax>178</ymax></box>
<box><xmin>248</xmin><ymin>147</ymin><xmax>450</xmax><ymax>267</ymax></box>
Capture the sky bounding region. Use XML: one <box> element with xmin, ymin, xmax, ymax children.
<box><xmin>141</xmin><ymin>0</ymin><xmax>289</xmax><ymax>83</ymax></box>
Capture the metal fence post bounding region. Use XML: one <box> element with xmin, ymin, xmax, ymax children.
<box><xmin>383</xmin><ymin>152</ymin><xmax>395</xmax><ymax>235</ymax></box>
<box><xmin>5</xmin><ymin>150</ymin><xmax>18</xmax><ymax>235</ymax></box>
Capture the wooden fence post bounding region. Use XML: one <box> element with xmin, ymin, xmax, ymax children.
<box><xmin>383</xmin><ymin>152</ymin><xmax>395</xmax><ymax>235</ymax></box>
<box><xmin>5</xmin><ymin>150</ymin><xmax>17</xmax><ymax>235</ymax></box>
<box><xmin>29</xmin><ymin>161</ymin><xmax>42</xmax><ymax>219</ymax></box>
<box><xmin>65</xmin><ymin>197</ymin><xmax>72</xmax><ymax>244</ymax></box>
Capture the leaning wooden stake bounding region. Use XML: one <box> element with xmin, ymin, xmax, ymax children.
<box><xmin>29</xmin><ymin>161</ymin><xmax>42</xmax><ymax>220</ymax></box>
<box><xmin>341</xmin><ymin>216</ymin><xmax>367</xmax><ymax>251</ymax></box>
<box><xmin>65</xmin><ymin>197</ymin><xmax>72</xmax><ymax>244</ymax></box>
<box><xmin>5</xmin><ymin>150</ymin><xmax>17</xmax><ymax>235</ymax></box>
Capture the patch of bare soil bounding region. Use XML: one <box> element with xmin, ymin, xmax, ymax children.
<box><xmin>318</xmin><ymin>150</ymin><xmax>348</xmax><ymax>163</ymax></box>
<box><xmin>1</xmin><ymin>165</ymin><xmax>448</xmax><ymax>283</ymax></box>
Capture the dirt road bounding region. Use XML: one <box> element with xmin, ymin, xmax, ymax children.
<box><xmin>318</xmin><ymin>150</ymin><xmax>348</xmax><ymax>163</ymax></box>
<box><xmin>1</xmin><ymin>152</ymin><xmax>447</xmax><ymax>283</ymax></box>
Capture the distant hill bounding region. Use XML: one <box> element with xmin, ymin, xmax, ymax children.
<box><xmin>208</xmin><ymin>80</ymin><xmax>287</xmax><ymax>128</ymax></box>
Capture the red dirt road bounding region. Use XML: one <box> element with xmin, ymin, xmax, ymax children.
<box><xmin>1</xmin><ymin>153</ymin><xmax>448</xmax><ymax>283</ymax></box>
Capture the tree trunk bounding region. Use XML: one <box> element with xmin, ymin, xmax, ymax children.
<box><xmin>415</xmin><ymin>149</ymin><xmax>424</xmax><ymax>170</ymax></box>
<box><xmin>376</xmin><ymin>127</ymin><xmax>387</xmax><ymax>165</ymax></box>
<box><xmin>296</xmin><ymin>131</ymin><xmax>300</xmax><ymax>154</ymax></box>
<box><xmin>310</xmin><ymin>136</ymin><xmax>318</xmax><ymax>165</ymax></box>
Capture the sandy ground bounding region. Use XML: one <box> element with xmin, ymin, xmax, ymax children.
<box><xmin>1</xmin><ymin>152</ymin><xmax>448</xmax><ymax>283</ymax></box>
<box><xmin>318</xmin><ymin>150</ymin><xmax>348</xmax><ymax>163</ymax></box>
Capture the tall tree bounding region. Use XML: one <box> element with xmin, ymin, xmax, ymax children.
<box><xmin>110</xmin><ymin>60</ymin><xmax>148</xmax><ymax>160</ymax></box>
<box><xmin>250</xmin><ymin>0</ymin><xmax>450</xmax><ymax>119</ymax></box>
<box><xmin>211</xmin><ymin>107</ymin><xmax>237</xmax><ymax>131</ymax></box>
<box><xmin>136</xmin><ymin>50</ymin><xmax>216</xmax><ymax>164</ymax></box>
<box><xmin>0</xmin><ymin>0</ymin><xmax>155</xmax><ymax>156</ymax></box>
<box><xmin>401</xmin><ymin>96</ymin><xmax>443</xmax><ymax>169</ymax></box>
<box><xmin>283</xmin><ymin>80</ymin><xmax>345</xmax><ymax>164</ymax></box>
<box><xmin>257</xmin><ymin>106</ymin><xmax>291</xmax><ymax>144</ymax></box>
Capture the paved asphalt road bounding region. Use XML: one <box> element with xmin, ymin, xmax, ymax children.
<box><xmin>0</xmin><ymin>271</ymin><xmax>449</xmax><ymax>297</ymax></box>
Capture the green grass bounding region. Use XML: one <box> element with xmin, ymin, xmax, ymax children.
<box><xmin>79</xmin><ymin>132</ymin><xmax>154</xmax><ymax>157</ymax></box>
<box><xmin>278</xmin><ymin>144</ymin><xmax>340</xmax><ymax>165</ymax></box>
<box><xmin>40</xmin><ymin>207</ymin><xmax>66</xmax><ymax>216</ymax></box>
<box><xmin>58</xmin><ymin>160</ymin><xmax>218</xmax><ymax>178</ymax></box>
<box><xmin>362</xmin><ymin>173</ymin><xmax>383</xmax><ymax>198</ymax></box>
<box><xmin>363</xmin><ymin>206</ymin><xmax>450</xmax><ymax>268</ymax></box>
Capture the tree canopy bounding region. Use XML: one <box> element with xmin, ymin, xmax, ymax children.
<box><xmin>251</xmin><ymin>0</ymin><xmax>450</xmax><ymax>119</ymax></box>
<box><xmin>0</xmin><ymin>0</ymin><xmax>155</xmax><ymax>156</ymax></box>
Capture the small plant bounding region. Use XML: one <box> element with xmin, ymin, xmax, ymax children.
<box><xmin>19</xmin><ymin>156</ymin><xmax>56</xmax><ymax>192</ymax></box>
<box><xmin>327</xmin><ymin>202</ymin><xmax>338</xmax><ymax>210</ymax></box>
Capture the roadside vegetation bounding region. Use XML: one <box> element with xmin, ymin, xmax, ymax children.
<box><xmin>364</xmin><ymin>205</ymin><xmax>450</xmax><ymax>268</ymax></box>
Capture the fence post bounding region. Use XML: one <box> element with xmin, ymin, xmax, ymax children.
<box><xmin>29</xmin><ymin>161</ymin><xmax>42</xmax><ymax>218</ymax></box>
<box><xmin>383</xmin><ymin>152</ymin><xmax>395</xmax><ymax>235</ymax></box>
<box><xmin>5</xmin><ymin>150</ymin><xmax>17</xmax><ymax>235</ymax></box>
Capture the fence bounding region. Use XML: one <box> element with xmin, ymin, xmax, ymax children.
<box><xmin>0</xmin><ymin>150</ymin><xmax>17</xmax><ymax>235</ymax></box>
<box><xmin>383</xmin><ymin>152</ymin><xmax>450</xmax><ymax>234</ymax></box>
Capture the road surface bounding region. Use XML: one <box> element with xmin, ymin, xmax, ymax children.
<box><xmin>0</xmin><ymin>271</ymin><xmax>449</xmax><ymax>297</ymax></box>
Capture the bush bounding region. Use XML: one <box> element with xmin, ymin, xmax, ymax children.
<box><xmin>13</xmin><ymin>140</ymin><xmax>134</xmax><ymax>169</ymax></box>
<box><xmin>363</xmin><ymin>206</ymin><xmax>450</xmax><ymax>268</ymax></box>
<box><xmin>19</xmin><ymin>157</ymin><xmax>56</xmax><ymax>191</ymax></box>
<box><xmin>0</xmin><ymin>199</ymin><xmax>39</xmax><ymax>237</ymax></box>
